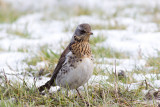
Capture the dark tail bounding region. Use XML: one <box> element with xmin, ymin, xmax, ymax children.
<box><xmin>38</xmin><ymin>79</ymin><xmax>55</xmax><ymax>92</ymax></box>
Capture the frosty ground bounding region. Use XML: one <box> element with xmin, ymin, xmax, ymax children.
<box><xmin>0</xmin><ymin>0</ymin><xmax>160</xmax><ymax>106</ymax></box>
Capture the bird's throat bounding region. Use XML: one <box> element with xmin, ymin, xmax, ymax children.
<box><xmin>70</xmin><ymin>41</ymin><xmax>92</xmax><ymax>58</ymax></box>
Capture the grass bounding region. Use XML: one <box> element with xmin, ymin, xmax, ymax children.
<box><xmin>145</xmin><ymin>51</ymin><xmax>160</xmax><ymax>74</ymax></box>
<box><xmin>0</xmin><ymin>71</ymin><xmax>156</xmax><ymax>107</ymax></box>
<box><xmin>91</xmin><ymin>22</ymin><xmax>127</xmax><ymax>30</ymax></box>
<box><xmin>41</xmin><ymin>5</ymin><xmax>105</xmax><ymax>22</ymax></box>
<box><xmin>106</xmin><ymin>71</ymin><xmax>137</xmax><ymax>84</ymax></box>
<box><xmin>12</xmin><ymin>38</ymin><xmax>158</xmax><ymax>106</ymax></box>
<box><xmin>1</xmin><ymin>44</ymin><xmax>159</xmax><ymax>106</ymax></box>
<box><xmin>1</xmin><ymin>27</ymin><xmax>158</xmax><ymax>106</ymax></box>
<box><xmin>63</xmin><ymin>24</ymin><xmax>77</xmax><ymax>32</ymax></box>
<box><xmin>0</xmin><ymin>1</ymin><xmax>24</xmax><ymax>23</ymax></box>
<box><xmin>90</xmin><ymin>34</ymin><xmax>129</xmax><ymax>59</ymax></box>
<box><xmin>73</xmin><ymin>6</ymin><xmax>92</xmax><ymax>16</ymax></box>
<box><xmin>92</xmin><ymin>46</ymin><xmax>129</xmax><ymax>59</ymax></box>
<box><xmin>41</xmin><ymin>5</ymin><xmax>92</xmax><ymax>22</ymax></box>
<box><xmin>7</xmin><ymin>24</ymin><xmax>30</xmax><ymax>38</ymax></box>
<box><xmin>17</xmin><ymin>47</ymin><xmax>29</xmax><ymax>53</ymax></box>
<box><xmin>7</xmin><ymin>29</ymin><xmax>30</xmax><ymax>38</ymax></box>
<box><xmin>107</xmin><ymin>21</ymin><xmax>127</xmax><ymax>30</ymax></box>
<box><xmin>91</xmin><ymin>24</ymin><xmax>107</xmax><ymax>30</ymax></box>
<box><xmin>63</xmin><ymin>21</ymin><xmax>127</xmax><ymax>32</ymax></box>
<box><xmin>0</xmin><ymin>47</ymin><xmax>4</xmax><ymax>52</ymax></box>
<box><xmin>90</xmin><ymin>34</ymin><xmax>106</xmax><ymax>45</ymax></box>
<box><xmin>24</xmin><ymin>45</ymin><xmax>60</xmax><ymax>76</ymax></box>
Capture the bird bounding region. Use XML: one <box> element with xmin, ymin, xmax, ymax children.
<box><xmin>38</xmin><ymin>23</ymin><xmax>94</xmax><ymax>104</ymax></box>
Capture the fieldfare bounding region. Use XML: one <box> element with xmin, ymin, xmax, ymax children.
<box><xmin>38</xmin><ymin>23</ymin><xmax>94</xmax><ymax>105</ymax></box>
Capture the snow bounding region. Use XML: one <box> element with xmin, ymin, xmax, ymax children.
<box><xmin>119</xmin><ymin>82</ymin><xmax>140</xmax><ymax>91</ymax></box>
<box><xmin>96</xmin><ymin>58</ymin><xmax>146</xmax><ymax>73</ymax></box>
<box><xmin>133</xmin><ymin>73</ymin><xmax>160</xmax><ymax>81</ymax></box>
<box><xmin>102</xmin><ymin>31</ymin><xmax>160</xmax><ymax>58</ymax></box>
<box><xmin>88</xmin><ymin>75</ymin><xmax>109</xmax><ymax>84</ymax></box>
<box><xmin>0</xmin><ymin>0</ymin><xmax>160</xmax><ymax>94</ymax></box>
<box><xmin>153</xmin><ymin>80</ymin><xmax>160</xmax><ymax>88</ymax></box>
<box><xmin>0</xmin><ymin>52</ymin><xmax>28</xmax><ymax>73</ymax></box>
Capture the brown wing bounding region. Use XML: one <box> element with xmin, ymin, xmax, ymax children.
<box><xmin>38</xmin><ymin>44</ymin><xmax>71</xmax><ymax>92</ymax></box>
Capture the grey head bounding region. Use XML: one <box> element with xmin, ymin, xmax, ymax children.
<box><xmin>71</xmin><ymin>23</ymin><xmax>93</xmax><ymax>42</ymax></box>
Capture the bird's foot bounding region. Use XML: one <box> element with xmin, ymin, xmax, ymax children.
<box><xmin>76</xmin><ymin>89</ymin><xmax>90</xmax><ymax>106</ymax></box>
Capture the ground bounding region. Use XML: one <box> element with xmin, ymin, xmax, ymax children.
<box><xmin>0</xmin><ymin>0</ymin><xmax>160</xmax><ymax>106</ymax></box>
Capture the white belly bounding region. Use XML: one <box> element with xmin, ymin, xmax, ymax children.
<box><xmin>56</xmin><ymin>52</ymin><xmax>94</xmax><ymax>89</ymax></box>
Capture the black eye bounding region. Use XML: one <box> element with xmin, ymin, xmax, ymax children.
<box><xmin>80</xmin><ymin>30</ymin><xmax>85</xmax><ymax>34</ymax></box>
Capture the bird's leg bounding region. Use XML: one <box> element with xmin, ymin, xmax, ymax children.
<box><xmin>76</xmin><ymin>89</ymin><xmax>89</xmax><ymax>106</ymax></box>
<box><xmin>76</xmin><ymin>89</ymin><xmax>83</xmax><ymax>99</ymax></box>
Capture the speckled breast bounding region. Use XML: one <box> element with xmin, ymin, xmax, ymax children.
<box><xmin>55</xmin><ymin>52</ymin><xmax>94</xmax><ymax>89</ymax></box>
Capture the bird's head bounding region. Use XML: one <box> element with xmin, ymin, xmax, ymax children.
<box><xmin>72</xmin><ymin>23</ymin><xmax>93</xmax><ymax>42</ymax></box>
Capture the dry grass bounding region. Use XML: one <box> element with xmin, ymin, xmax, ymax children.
<box><xmin>0</xmin><ymin>1</ymin><xmax>24</xmax><ymax>23</ymax></box>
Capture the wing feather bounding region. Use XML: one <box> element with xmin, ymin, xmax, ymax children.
<box><xmin>38</xmin><ymin>44</ymin><xmax>71</xmax><ymax>92</ymax></box>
